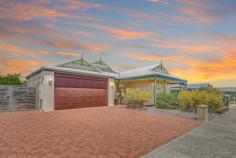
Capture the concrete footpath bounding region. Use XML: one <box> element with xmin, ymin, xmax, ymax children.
<box><xmin>141</xmin><ymin>109</ymin><xmax>236</xmax><ymax>158</ymax></box>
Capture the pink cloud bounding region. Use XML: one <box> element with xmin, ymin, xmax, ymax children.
<box><xmin>80</xmin><ymin>23</ymin><xmax>157</xmax><ymax>40</ymax></box>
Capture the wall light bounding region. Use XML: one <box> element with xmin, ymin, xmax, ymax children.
<box><xmin>110</xmin><ymin>82</ymin><xmax>114</xmax><ymax>87</ymax></box>
<box><xmin>48</xmin><ymin>76</ymin><xmax>52</xmax><ymax>86</ymax></box>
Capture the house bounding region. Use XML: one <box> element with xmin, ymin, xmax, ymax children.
<box><xmin>27</xmin><ymin>58</ymin><xmax>186</xmax><ymax>111</ymax></box>
<box><xmin>26</xmin><ymin>57</ymin><xmax>117</xmax><ymax>111</ymax></box>
<box><xmin>217</xmin><ymin>87</ymin><xmax>236</xmax><ymax>102</ymax></box>
<box><xmin>117</xmin><ymin>62</ymin><xmax>187</xmax><ymax>105</ymax></box>
<box><xmin>187</xmin><ymin>83</ymin><xmax>213</xmax><ymax>90</ymax></box>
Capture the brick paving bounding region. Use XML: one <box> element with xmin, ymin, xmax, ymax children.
<box><xmin>0</xmin><ymin>107</ymin><xmax>200</xmax><ymax>158</ymax></box>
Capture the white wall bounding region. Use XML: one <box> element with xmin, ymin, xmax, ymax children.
<box><xmin>108</xmin><ymin>78</ymin><xmax>115</xmax><ymax>106</ymax></box>
<box><xmin>42</xmin><ymin>71</ymin><xmax>54</xmax><ymax>112</ymax></box>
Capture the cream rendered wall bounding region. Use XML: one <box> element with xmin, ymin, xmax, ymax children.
<box><xmin>108</xmin><ymin>78</ymin><xmax>115</xmax><ymax>106</ymax></box>
<box><xmin>166</xmin><ymin>81</ymin><xmax>171</xmax><ymax>94</ymax></box>
<box><xmin>42</xmin><ymin>71</ymin><xmax>54</xmax><ymax>112</ymax></box>
<box><xmin>123</xmin><ymin>79</ymin><xmax>154</xmax><ymax>105</ymax></box>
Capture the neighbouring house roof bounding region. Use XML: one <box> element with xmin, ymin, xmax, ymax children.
<box><xmin>58</xmin><ymin>57</ymin><xmax>100</xmax><ymax>72</ymax></box>
<box><xmin>92</xmin><ymin>58</ymin><xmax>118</xmax><ymax>74</ymax></box>
<box><xmin>118</xmin><ymin>63</ymin><xmax>186</xmax><ymax>82</ymax></box>
<box><xmin>187</xmin><ymin>83</ymin><xmax>212</xmax><ymax>90</ymax></box>
<box><xmin>217</xmin><ymin>87</ymin><xmax>236</xmax><ymax>92</ymax></box>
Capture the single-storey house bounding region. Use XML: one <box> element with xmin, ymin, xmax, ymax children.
<box><xmin>27</xmin><ymin>58</ymin><xmax>186</xmax><ymax>111</ymax></box>
<box><xmin>117</xmin><ymin>62</ymin><xmax>187</xmax><ymax>105</ymax></box>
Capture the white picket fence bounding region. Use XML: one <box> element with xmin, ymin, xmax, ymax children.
<box><xmin>0</xmin><ymin>86</ymin><xmax>36</xmax><ymax>112</ymax></box>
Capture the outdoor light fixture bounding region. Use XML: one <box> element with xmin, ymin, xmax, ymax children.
<box><xmin>110</xmin><ymin>82</ymin><xmax>114</xmax><ymax>89</ymax></box>
<box><xmin>48</xmin><ymin>76</ymin><xmax>52</xmax><ymax>86</ymax></box>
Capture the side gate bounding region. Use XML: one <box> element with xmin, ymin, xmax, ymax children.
<box><xmin>0</xmin><ymin>86</ymin><xmax>36</xmax><ymax>112</ymax></box>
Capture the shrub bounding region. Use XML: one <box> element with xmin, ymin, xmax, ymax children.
<box><xmin>0</xmin><ymin>73</ymin><xmax>23</xmax><ymax>85</ymax></box>
<box><xmin>125</xmin><ymin>88</ymin><xmax>151</xmax><ymax>108</ymax></box>
<box><xmin>178</xmin><ymin>89</ymin><xmax>224</xmax><ymax>112</ymax></box>
<box><xmin>156</xmin><ymin>93</ymin><xmax>179</xmax><ymax>109</ymax></box>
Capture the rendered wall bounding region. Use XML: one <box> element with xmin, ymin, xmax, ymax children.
<box><xmin>108</xmin><ymin>78</ymin><xmax>115</xmax><ymax>106</ymax></box>
<box><xmin>123</xmin><ymin>79</ymin><xmax>154</xmax><ymax>105</ymax></box>
<box><xmin>42</xmin><ymin>71</ymin><xmax>54</xmax><ymax>112</ymax></box>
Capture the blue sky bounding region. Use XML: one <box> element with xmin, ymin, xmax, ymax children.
<box><xmin>0</xmin><ymin>0</ymin><xmax>236</xmax><ymax>87</ymax></box>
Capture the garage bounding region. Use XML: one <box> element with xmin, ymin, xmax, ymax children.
<box><xmin>54</xmin><ymin>72</ymin><xmax>108</xmax><ymax>110</ymax></box>
<box><xmin>26</xmin><ymin>57</ymin><xmax>117</xmax><ymax>112</ymax></box>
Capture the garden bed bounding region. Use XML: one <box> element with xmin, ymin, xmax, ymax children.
<box><xmin>144</xmin><ymin>106</ymin><xmax>219</xmax><ymax>120</ymax></box>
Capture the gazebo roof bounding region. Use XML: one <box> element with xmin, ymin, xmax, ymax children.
<box><xmin>58</xmin><ymin>57</ymin><xmax>100</xmax><ymax>72</ymax></box>
<box><xmin>92</xmin><ymin>58</ymin><xmax>117</xmax><ymax>74</ymax></box>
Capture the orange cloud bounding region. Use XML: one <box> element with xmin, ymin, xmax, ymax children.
<box><xmin>79</xmin><ymin>41</ymin><xmax>109</xmax><ymax>52</ymax></box>
<box><xmin>129</xmin><ymin>42</ymin><xmax>219</xmax><ymax>54</ymax></box>
<box><xmin>0</xmin><ymin>43</ymin><xmax>37</xmax><ymax>57</ymax></box>
<box><xmin>0</xmin><ymin>1</ymin><xmax>95</xmax><ymax>21</ymax></box>
<box><xmin>124</xmin><ymin>53</ymin><xmax>177</xmax><ymax>62</ymax></box>
<box><xmin>0</xmin><ymin>57</ymin><xmax>39</xmax><ymax>76</ymax></box>
<box><xmin>123</xmin><ymin>50</ymin><xmax>236</xmax><ymax>83</ymax></box>
<box><xmin>37</xmin><ymin>40</ymin><xmax>108</xmax><ymax>52</ymax></box>
<box><xmin>80</xmin><ymin>23</ymin><xmax>157</xmax><ymax>40</ymax></box>
<box><xmin>57</xmin><ymin>52</ymin><xmax>80</xmax><ymax>57</ymax></box>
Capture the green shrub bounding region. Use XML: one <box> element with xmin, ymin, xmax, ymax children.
<box><xmin>178</xmin><ymin>89</ymin><xmax>224</xmax><ymax>112</ymax></box>
<box><xmin>125</xmin><ymin>88</ymin><xmax>151</xmax><ymax>108</ymax></box>
<box><xmin>156</xmin><ymin>93</ymin><xmax>179</xmax><ymax>109</ymax></box>
<box><xmin>0</xmin><ymin>74</ymin><xmax>23</xmax><ymax>85</ymax></box>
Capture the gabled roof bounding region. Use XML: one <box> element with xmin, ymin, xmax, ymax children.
<box><xmin>58</xmin><ymin>57</ymin><xmax>100</xmax><ymax>72</ymax></box>
<box><xmin>151</xmin><ymin>61</ymin><xmax>169</xmax><ymax>75</ymax></box>
<box><xmin>92</xmin><ymin>58</ymin><xmax>117</xmax><ymax>74</ymax></box>
<box><xmin>119</xmin><ymin>63</ymin><xmax>186</xmax><ymax>82</ymax></box>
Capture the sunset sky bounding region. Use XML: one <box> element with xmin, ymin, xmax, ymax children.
<box><xmin>0</xmin><ymin>0</ymin><xmax>236</xmax><ymax>87</ymax></box>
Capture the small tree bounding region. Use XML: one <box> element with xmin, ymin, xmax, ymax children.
<box><xmin>0</xmin><ymin>73</ymin><xmax>24</xmax><ymax>85</ymax></box>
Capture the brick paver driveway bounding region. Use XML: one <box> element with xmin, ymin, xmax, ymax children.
<box><xmin>0</xmin><ymin>107</ymin><xmax>200</xmax><ymax>158</ymax></box>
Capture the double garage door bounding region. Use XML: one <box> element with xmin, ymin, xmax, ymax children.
<box><xmin>54</xmin><ymin>72</ymin><xmax>108</xmax><ymax>110</ymax></box>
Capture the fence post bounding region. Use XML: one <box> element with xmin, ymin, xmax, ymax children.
<box><xmin>8</xmin><ymin>86</ymin><xmax>15</xmax><ymax>111</ymax></box>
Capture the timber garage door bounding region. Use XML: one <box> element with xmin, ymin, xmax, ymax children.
<box><xmin>54</xmin><ymin>72</ymin><xmax>108</xmax><ymax>110</ymax></box>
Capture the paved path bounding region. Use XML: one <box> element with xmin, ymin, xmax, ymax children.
<box><xmin>141</xmin><ymin>109</ymin><xmax>236</xmax><ymax>158</ymax></box>
<box><xmin>0</xmin><ymin>107</ymin><xmax>200</xmax><ymax>158</ymax></box>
